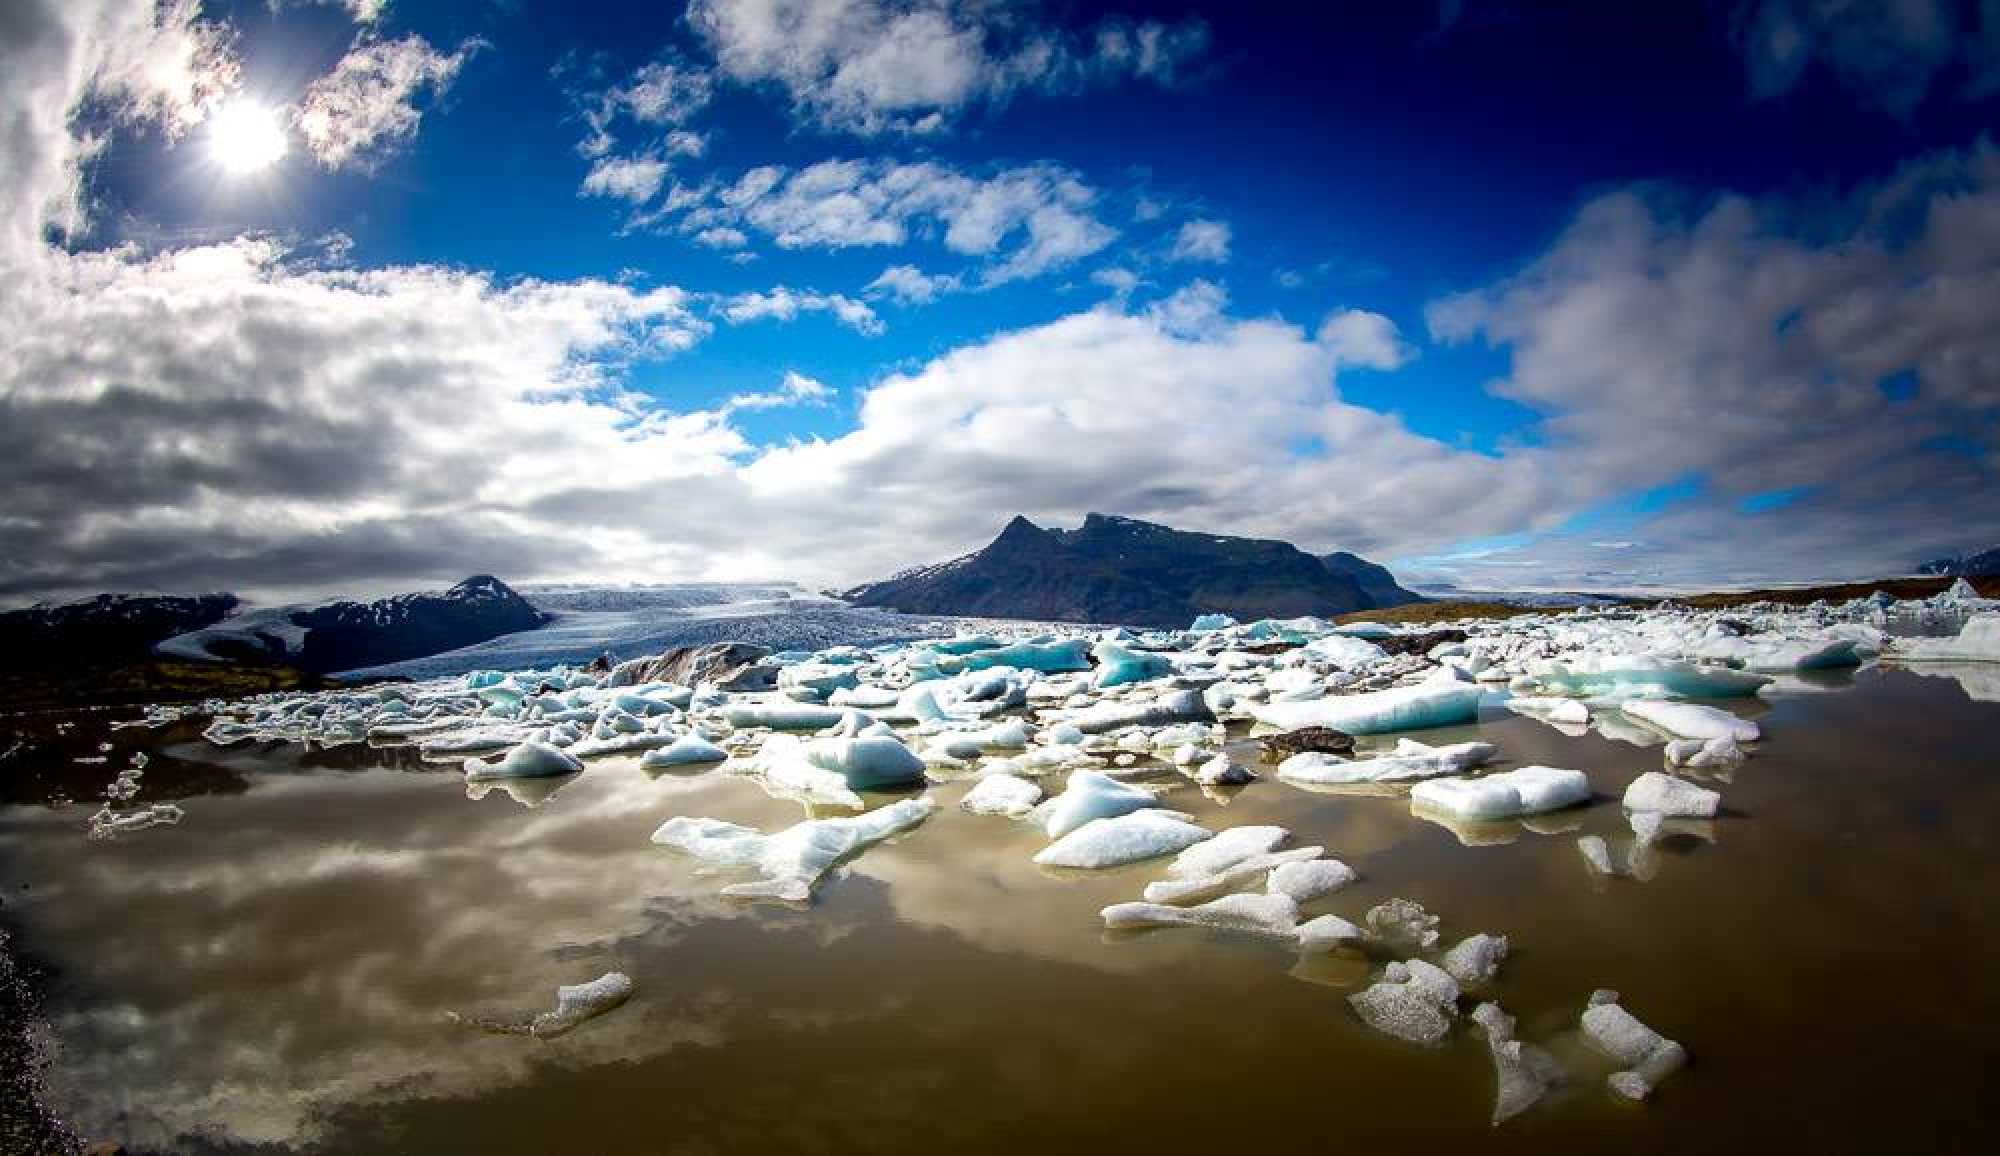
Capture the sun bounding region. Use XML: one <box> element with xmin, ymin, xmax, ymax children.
<box><xmin>206</xmin><ymin>98</ymin><xmax>289</xmax><ymax>177</ymax></box>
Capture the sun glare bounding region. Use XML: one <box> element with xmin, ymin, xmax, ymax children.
<box><xmin>207</xmin><ymin>98</ymin><xmax>289</xmax><ymax>177</ymax></box>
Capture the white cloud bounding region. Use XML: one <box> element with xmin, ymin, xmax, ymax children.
<box><xmin>577</xmin><ymin>56</ymin><xmax>714</xmax><ymax>158</ymax></box>
<box><xmin>686</xmin><ymin>0</ymin><xmax>1209</xmax><ymax>135</ymax></box>
<box><xmin>677</xmin><ymin>158</ymin><xmax>1115</xmax><ymax>283</ymax></box>
<box><xmin>1731</xmin><ymin>0</ymin><xmax>2000</xmax><ymax>114</ymax></box>
<box><xmin>727</xmin><ymin>370</ymin><xmax>834</xmax><ymax>411</ymax></box>
<box><xmin>1169</xmin><ymin>218</ymin><xmax>1231</xmax><ymax>262</ymax></box>
<box><xmin>865</xmin><ymin>263</ymin><xmax>962</xmax><ymax>304</ymax></box>
<box><xmin>1316</xmin><ymin>309</ymin><xmax>1411</xmax><ymax>371</ymax></box>
<box><xmin>295</xmin><ymin>33</ymin><xmax>477</xmax><ymax>170</ymax></box>
<box><xmin>580</xmin><ymin>155</ymin><xmax>670</xmax><ymax>204</ymax></box>
<box><xmin>719</xmin><ymin>287</ymin><xmax>885</xmax><ymax>335</ymax></box>
<box><xmin>692</xmin><ymin>225</ymin><xmax>748</xmax><ymax>248</ymax></box>
<box><xmin>278</xmin><ymin>0</ymin><xmax>388</xmax><ymax>23</ymax></box>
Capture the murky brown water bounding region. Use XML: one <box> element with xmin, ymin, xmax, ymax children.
<box><xmin>3</xmin><ymin>663</ymin><xmax>1998</xmax><ymax>1153</ymax></box>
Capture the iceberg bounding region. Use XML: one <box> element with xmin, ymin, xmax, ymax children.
<box><xmin>798</xmin><ymin>735</ymin><xmax>929</xmax><ymax>790</ymax></box>
<box><xmin>1348</xmin><ymin>959</ymin><xmax>1461</xmax><ymax>1046</ymax></box>
<box><xmin>1101</xmin><ymin>892</ymin><xmax>1302</xmax><ymax>938</ymax></box>
<box><xmin>1526</xmin><ymin>655</ymin><xmax>1769</xmax><ymax>698</ymax></box>
<box><xmin>1037</xmin><ymin>771</ymin><xmax>1161</xmax><ymax>839</ymax></box>
<box><xmin>719</xmin><ymin>701</ymin><xmax>851</xmax><ymax>731</ymax></box>
<box><xmin>1142</xmin><ymin>846</ymin><xmax>1325</xmax><ymax>905</ymax></box>
<box><xmin>1898</xmin><ymin>613</ymin><xmax>2000</xmax><ymax>664</ymax></box>
<box><xmin>1470</xmin><ymin>1002</ymin><xmax>1564</xmax><ymax>1125</ymax></box>
<box><xmin>463</xmin><ymin>740</ymin><xmax>584</xmax><ymax>780</ymax></box>
<box><xmin>1409</xmin><ymin>766</ymin><xmax>1591</xmax><ymax>821</ymax></box>
<box><xmin>638</xmin><ymin>732</ymin><xmax>729</xmax><ymax>769</ymax></box>
<box><xmin>1057</xmin><ymin>689</ymin><xmax>1213</xmax><ymax>734</ymax></box>
<box><xmin>1622</xmin><ymin>771</ymin><xmax>1720</xmax><ymax>818</ymax></box>
<box><xmin>1619</xmin><ymin>699</ymin><xmax>1760</xmax><ymax>743</ymax></box>
<box><xmin>1276</xmin><ymin>739</ymin><xmax>1498</xmax><ymax>786</ymax></box>
<box><xmin>1091</xmin><ymin>641</ymin><xmax>1175</xmax><ymax>688</ymax></box>
<box><xmin>530</xmin><ymin>972</ymin><xmax>634</xmax><ymax>1039</ymax></box>
<box><xmin>1295</xmin><ymin>914</ymin><xmax>1369</xmax><ymax>952</ymax></box>
<box><xmin>1580</xmin><ymin>990</ymin><xmax>1687</xmax><ymax>1101</ymax></box>
<box><xmin>960</xmin><ymin>773</ymin><xmax>1043</xmax><ymax>818</ymax></box>
<box><xmin>1302</xmin><ymin>634</ymin><xmax>1389</xmax><ymax>669</ymax></box>
<box><xmin>651</xmin><ymin>797</ymin><xmax>937</xmax><ymax>902</ymax></box>
<box><xmin>1166</xmin><ymin>824</ymin><xmax>1290</xmax><ymax>878</ymax></box>
<box><xmin>1034</xmin><ymin>810</ymin><xmax>1212</xmax><ymax>869</ymax></box>
<box><xmin>1505</xmin><ymin>695</ymin><xmax>1589</xmax><ymax>725</ymax></box>
<box><xmin>1266</xmin><ymin>858</ymin><xmax>1357</xmax><ymax>903</ymax></box>
<box><xmin>1249</xmin><ymin>679</ymin><xmax>1484</xmax><ymax>736</ymax></box>
<box><xmin>1188</xmin><ymin>613</ymin><xmax>1238</xmax><ymax>633</ymax></box>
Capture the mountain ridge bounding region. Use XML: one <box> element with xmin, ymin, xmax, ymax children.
<box><xmin>842</xmin><ymin>513</ymin><xmax>1421</xmax><ymax>627</ymax></box>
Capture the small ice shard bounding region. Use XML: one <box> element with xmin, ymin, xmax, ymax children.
<box><xmin>1249</xmin><ymin>679</ymin><xmax>1484</xmax><ymax>736</ymax></box>
<box><xmin>1192</xmin><ymin>754</ymin><xmax>1255</xmax><ymax>785</ymax></box>
<box><xmin>1580</xmin><ymin>990</ymin><xmax>1687</xmax><ymax>1101</ymax></box>
<box><xmin>651</xmin><ymin>797</ymin><xmax>937</xmax><ymax>902</ymax></box>
<box><xmin>1038</xmin><ymin>770</ymin><xmax>1160</xmax><ymax>839</ymax></box>
<box><xmin>1364</xmin><ymin>897</ymin><xmax>1441</xmax><ymax>952</ymax></box>
<box><xmin>1410</xmin><ymin>766</ymin><xmax>1591</xmax><ymax>821</ymax></box>
<box><xmin>1622</xmin><ymin>771</ymin><xmax>1720</xmax><ymax>818</ymax></box>
<box><xmin>1266</xmin><ymin>858</ymin><xmax>1358</xmax><ymax>903</ymax></box>
<box><xmin>1471</xmin><ymin>1002</ymin><xmax>1565</xmax><ymax>1125</ymax></box>
<box><xmin>464</xmin><ymin>740</ymin><xmax>585</xmax><ymax>781</ymax></box>
<box><xmin>639</xmin><ymin>732</ymin><xmax>729</xmax><ymax>769</ymax></box>
<box><xmin>530</xmin><ymin>972</ymin><xmax>634</xmax><ymax>1039</ymax></box>
<box><xmin>1295</xmin><ymin>914</ymin><xmax>1369</xmax><ymax>953</ymax></box>
<box><xmin>1277</xmin><ymin>739</ymin><xmax>1498</xmax><ymax>785</ymax></box>
<box><xmin>1348</xmin><ymin>959</ymin><xmax>1461</xmax><ymax>1046</ymax></box>
<box><xmin>1034</xmin><ymin>810</ymin><xmax>1212</xmax><ymax>869</ymax></box>
<box><xmin>960</xmin><ymin>773</ymin><xmax>1043</xmax><ymax>818</ymax></box>
<box><xmin>1578</xmin><ymin>834</ymin><xmax>1618</xmax><ymax>876</ymax></box>
<box><xmin>1101</xmin><ymin>892</ymin><xmax>1302</xmax><ymax>938</ymax></box>
<box><xmin>1441</xmin><ymin>933</ymin><xmax>1509</xmax><ymax>987</ymax></box>
<box><xmin>1619</xmin><ymin>699</ymin><xmax>1760</xmax><ymax>743</ymax></box>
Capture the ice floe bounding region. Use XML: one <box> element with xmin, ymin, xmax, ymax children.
<box><xmin>1622</xmin><ymin>771</ymin><xmax>1721</xmax><ymax>818</ymax></box>
<box><xmin>1409</xmin><ymin>766</ymin><xmax>1591</xmax><ymax>822</ymax></box>
<box><xmin>1277</xmin><ymin>739</ymin><xmax>1498</xmax><ymax>786</ymax></box>
<box><xmin>1618</xmin><ymin>699</ymin><xmax>1760</xmax><ymax>743</ymax></box>
<box><xmin>1034</xmin><ymin>810</ymin><xmax>1211</xmax><ymax>869</ymax></box>
<box><xmin>651</xmin><ymin>797</ymin><xmax>937</xmax><ymax>902</ymax></box>
<box><xmin>1581</xmin><ymin>990</ymin><xmax>1687</xmax><ymax>1101</ymax></box>
<box><xmin>1349</xmin><ymin>959</ymin><xmax>1461</xmax><ymax>1045</ymax></box>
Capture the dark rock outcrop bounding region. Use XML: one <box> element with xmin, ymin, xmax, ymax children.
<box><xmin>1258</xmin><ymin>727</ymin><xmax>1357</xmax><ymax>762</ymax></box>
<box><xmin>842</xmin><ymin>513</ymin><xmax>1422</xmax><ymax>629</ymax></box>
<box><xmin>610</xmin><ymin>642</ymin><xmax>777</xmax><ymax>691</ymax></box>
<box><xmin>1373</xmin><ymin>628</ymin><xmax>1469</xmax><ymax>657</ymax></box>
<box><xmin>0</xmin><ymin>593</ymin><xmax>238</xmax><ymax>671</ymax></box>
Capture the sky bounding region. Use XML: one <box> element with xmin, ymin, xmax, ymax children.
<box><xmin>2</xmin><ymin>0</ymin><xmax>1999</xmax><ymax>604</ymax></box>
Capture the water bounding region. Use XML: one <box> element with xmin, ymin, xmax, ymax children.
<box><xmin>2</xmin><ymin>663</ymin><xmax>1997</xmax><ymax>1153</ymax></box>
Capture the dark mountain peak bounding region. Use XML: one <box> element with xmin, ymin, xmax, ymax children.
<box><xmin>1920</xmin><ymin>547</ymin><xmax>2000</xmax><ymax>577</ymax></box>
<box><xmin>448</xmin><ymin>574</ymin><xmax>519</xmax><ymax>600</ymax></box>
<box><xmin>0</xmin><ymin>592</ymin><xmax>239</xmax><ymax>672</ymax></box>
<box><xmin>845</xmin><ymin>514</ymin><xmax>1421</xmax><ymax>627</ymax></box>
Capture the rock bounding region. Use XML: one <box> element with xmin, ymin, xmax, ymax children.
<box><xmin>1258</xmin><ymin>726</ymin><xmax>1356</xmax><ymax>761</ymax></box>
<box><xmin>617</xmin><ymin>642</ymin><xmax>778</xmax><ymax>691</ymax></box>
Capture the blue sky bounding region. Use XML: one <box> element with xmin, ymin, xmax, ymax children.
<box><xmin>5</xmin><ymin>0</ymin><xmax>2000</xmax><ymax>600</ymax></box>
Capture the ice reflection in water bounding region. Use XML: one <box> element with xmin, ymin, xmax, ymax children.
<box><xmin>1</xmin><ymin>666</ymin><xmax>1998</xmax><ymax>1153</ymax></box>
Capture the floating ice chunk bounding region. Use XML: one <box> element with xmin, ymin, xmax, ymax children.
<box><xmin>1192</xmin><ymin>754</ymin><xmax>1255</xmax><ymax>785</ymax></box>
<box><xmin>1470</xmin><ymin>1002</ymin><xmax>1565</xmax><ymax>1125</ymax></box>
<box><xmin>953</xmin><ymin>638</ymin><xmax>1091</xmax><ymax>674</ymax></box>
<box><xmin>1168</xmin><ymin>824</ymin><xmax>1290</xmax><ymax>878</ymax></box>
<box><xmin>742</xmin><ymin>736</ymin><xmax>864</xmax><ymax>808</ymax></box>
<box><xmin>1528</xmin><ymin>655</ymin><xmax>1769</xmax><ymax>698</ymax></box>
<box><xmin>777</xmin><ymin>663</ymin><xmax>860</xmax><ymax>697</ymax></box>
<box><xmin>719</xmin><ymin>702</ymin><xmax>849</xmax><ymax>731</ymax></box>
<box><xmin>1266</xmin><ymin>858</ymin><xmax>1358</xmax><ymax>903</ymax></box>
<box><xmin>927</xmin><ymin>719</ymin><xmax>1033</xmax><ymax>760</ymax></box>
<box><xmin>1277</xmin><ymin>739</ymin><xmax>1498</xmax><ymax>785</ymax></box>
<box><xmin>1038</xmin><ymin>770</ymin><xmax>1160</xmax><ymax>839</ymax></box>
<box><xmin>639</xmin><ymin>732</ymin><xmax>728</xmax><ymax>769</ymax></box>
<box><xmin>1897</xmin><ymin>614</ymin><xmax>2000</xmax><ymax>664</ymax></box>
<box><xmin>530</xmin><ymin>972</ymin><xmax>634</xmax><ymax>1039</ymax></box>
<box><xmin>960</xmin><ymin>773</ymin><xmax>1043</xmax><ymax>818</ymax></box>
<box><xmin>1441</xmin><ymin>933</ymin><xmax>1509</xmax><ymax>987</ymax></box>
<box><xmin>463</xmin><ymin>741</ymin><xmax>584</xmax><ymax>781</ymax></box>
<box><xmin>799</xmin><ymin>735</ymin><xmax>928</xmax><ymax>789</ymax></box>
<box><xmin>1295</xmin><ymin>914</ymin><xmax>1369</xmax><ymax>952</ymax></box>
<box><xmin>1058</xmin><ymin>689</ymin><xmax>1213</xmax><ymax>734</ymax></box>
<box><xmin>1101</xmin><ymin>892</ymin><xmax>1301</xmax><ymax>938</ymax></box>
<box><xmin>1409</xmin><ymin>766</ymin><xmax>1591</xmax><ymax>821</ymax></box>
<box><xmin>1665</xmin><ymin>734</ymin><xmax>1742</xmax><ymax>769</ymax></box>
<box><xmin>567</xmin><ymin>731</ymin><xmax>679</xmax><ymax>759</ymax></box>
<box><xmin>1092</xmin><ymin>641</ymin><xmax>1175</xmax><ymax>688</ymax></box>
<box><xmin>1249</xmin><ymin>679</ymin><xmax>1484</xmax><ymax>736</ymax></box>
<box><xmin>1578</xmin><ymin>835</ymin><xmax>1618</xmax><ymax>876</ymax></box>
<box><xmin>1364</xmin><ymin>897</ymin><xmax>1441</xmax><ymax>952</ymax></box>
<box><xmin>1581</xmin><ymin>991</ymin><xmax>1687</xmax><ymax>1101</ymax></box>
<box><xmin>1143</xmin><ymin>846</ymin><xmax>1324</xmax><ymax>905</ymax></box>
<box><xmin>87</xmin><ymin>802</ymin><xmax>184</xmax><ymax>838</ymax></box>
<box><xmin>651</xmin><ymin>797</ymin><xmax>936</xmax><ymax>902</ymax></box>
<box><xmin>1302</xmin><ymin>634</ymin><xmax>1389</xmax><ymax>670</ymax></box>
<box><xmin>1348</xmin><ymin>959</ymin><xmax>1460</xmax><ymax>1046</ymax></box>
<box><xmin>1623</xmin><ymin>771</ymin><xmax>1720</xmax><ymax>818</ymax></box>
<box><xmin>1619</xmin><ymin>699</ymin><xmax>1760</xmax><ymax>743</ymax></box>
<box><xmin>1034</xmin><ymin>810</ymin><xmax>1211</xmax><ymax>869</ymax></box>
<box><xmin>1506</xmin><ymin>695</ymin><xmax>1588</xmax><ymax>725</ymax></box>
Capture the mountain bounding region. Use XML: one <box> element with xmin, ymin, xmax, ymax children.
<box><xmin>841</xmin><ymin>513</ymin><xmax>1422</xmax><ymax>627</ymax></box>
<box><xmin>0</xmin><ymin>593</ymin><xmax>239</xmax><ymax>671</ymax></box>
<box><xmin>1919</xmin><ymin>548</ymin><xmax>2000</xmax><ymax>577</ymax></box>
<box><xmin>158</xmin><ymin>576</ymin><xmax>548</xmax><ymax>674</ymax></box>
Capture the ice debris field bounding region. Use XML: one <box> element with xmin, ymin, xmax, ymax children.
<box><xmin>131</xmin><ymin>579</ymin><xmax>2000</xmax><ymax>1124</ymax></box>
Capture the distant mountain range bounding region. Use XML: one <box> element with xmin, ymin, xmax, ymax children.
<box><xmin>157</xmin><ymin>575</ymin><xmax>548</xmax><ymax>673</ymax></box>
<box><xmin>1919</xmin><ymin>548</ymin><xmax>2000</xmax><ymax>577</ymax></box>
<box><xmin>841</xmin><ymin>513</ymin><xmax>1421</xmax><ymax>627</ymax></box>
<box><xmin>0</xmin><ymin>593</ymin><xmax>240</xmax><ymax>671</ymax></box>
